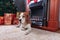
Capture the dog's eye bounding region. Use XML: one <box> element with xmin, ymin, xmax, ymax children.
<box><xmin>23</xmin><ymin>16</ymin><xmax>25</xmax><ymax>18</ymax></box>
<box><xmin>19</xmin><ymin>16</ymin><xmax>20</xmax><ymax>18</ymax></box>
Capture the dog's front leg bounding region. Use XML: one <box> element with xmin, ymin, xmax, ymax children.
<box><xmin>17</xmin><ymin>22</ymin><xmax>21</xmax><ymax>28</ymax></box>
<box><xmin>24</xmin><ymin>24</ymin><xmax>31</xmax><ymax>35</ymax></box>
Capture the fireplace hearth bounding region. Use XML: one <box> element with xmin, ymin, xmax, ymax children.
<box><xmin>30</xmin><ymin>0</ymin><xmax>49</xmax><ymax>27</ymax></box>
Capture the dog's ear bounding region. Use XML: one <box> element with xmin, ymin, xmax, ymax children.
<box><xmin>16</xmin><ymin>12</ymin><xmax>21</xmax><ymax>18</ymax></box>
<box><xmin>25</xmin><ymin>12</ymin><xmax>31</xmax><ymax>24</ymax></box>
<box><xmin>24</xmin><ymin>11</ymin><xmax>29</xmax><ymax>15</ymax></box>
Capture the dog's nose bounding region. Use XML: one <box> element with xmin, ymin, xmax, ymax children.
<box><xmin>19</xmin><ymin>19</ymin><xmax>21</xmax><ymax>21</ymax></box>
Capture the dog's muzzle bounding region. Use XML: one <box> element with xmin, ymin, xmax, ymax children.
<box><xmin>19</xmin><ymin>19</ymin><xmax>21</xmax><ymax>23</ymax></box>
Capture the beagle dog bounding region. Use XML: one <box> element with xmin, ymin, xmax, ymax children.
<box><xmin>17</xmin><ymin>12</ymin><xmax>31</xmax><ymax>35</ymax></box>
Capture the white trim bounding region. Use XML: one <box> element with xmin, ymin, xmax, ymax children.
<box><xmin>29</xmin><ymin>0</ymin><xmax>34</xmax><ymax>5</ymax></box>
<box><xmin>37</xmin><ymin>0</ymin><xmax>42</xmax><ymax>2</ymax></box>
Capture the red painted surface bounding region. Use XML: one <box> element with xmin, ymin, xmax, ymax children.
<box><xmin>0</xmin><ymin>16</ymin><xmax>4</xmax><ymax>25</ymax></box>
<box><xmin>27</xmin><ymin>0</ymin><xmax>30</xmax><ymax>4</ymax></box>
<box><xmin>4</xmin><ymin>13</ymin><xmax>13</xmax><ymax>25</ymax></box>
<box><xmin>34</xmin><ymin>0</ymin><xmax>37</xmax><ymax>3</ymax></box>
<box><xmin>13</xmin><ymin>14</ymin><xmax>19</xmax><ymax>25</ymax></box>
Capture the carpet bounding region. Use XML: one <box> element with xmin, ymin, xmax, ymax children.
<box><xmin>0</xmin><ymin>25</ymin><xmax>60</xmax><ymax>40</ymax></box>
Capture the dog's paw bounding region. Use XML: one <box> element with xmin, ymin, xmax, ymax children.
<box><xmin>25</xmin><ymin>32</ymin><xmax>29</xmax><ymax>35</ymax></box>
<box><xmin>25</xmin><ymin>31</ymin><xmax>31</xmax><ymax>35</ymax></box>
<box><xmin>16</xmin><ymin>26</ymin><xmax>20</xmax><ymax>28</ymax></box>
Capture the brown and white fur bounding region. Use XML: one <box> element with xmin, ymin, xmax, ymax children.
<box><xmin>17</xmin><ymin>12</ymin><xmax>31</xmax><ymax>35</ymax></box>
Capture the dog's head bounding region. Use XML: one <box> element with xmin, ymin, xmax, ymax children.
<box><xmin>19</xmin><ymin>12</ymin><xmax>25</xmax><ymax>23</ymax></box>
<box><xmin>18</xmin><ymin>12</ymin><xmax>30</xmax><ymax>24</ymax></box>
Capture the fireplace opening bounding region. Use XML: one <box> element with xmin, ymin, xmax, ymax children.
<box><xmin>29</xmin><ymin>0</ymin><xmax>49</xmax><ymax>27</ymax></box>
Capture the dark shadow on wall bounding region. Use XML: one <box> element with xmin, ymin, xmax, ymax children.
<box><xmin>14</xmin><ymin>0</ymin><xmax>26</xmax><ymax>12</ymax></box>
